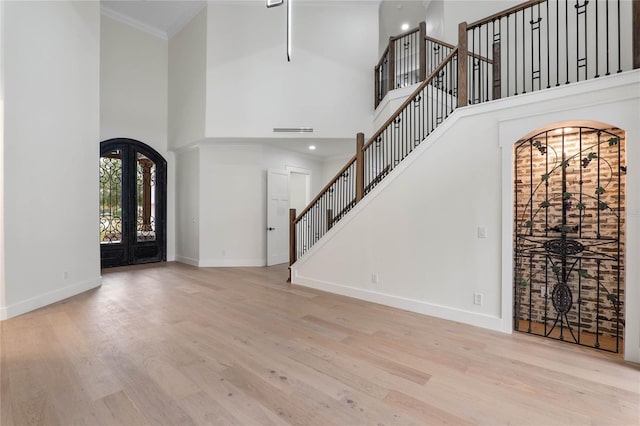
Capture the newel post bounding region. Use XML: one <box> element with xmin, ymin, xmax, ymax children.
<box><xmin>356</xmin><ymin>133</ymin><xmax>365</xmax><ymax>203</ymax></box>
<box><xmin>288</xmin><ymin>208</ymin><xmax>296</xmax><ymax>282</ymax></box>
<box><xmin>633</xmin><ymin>0</ymin><xmax>640</xmax><ymax>69</ymax></box>
<box><xmin>388</xmin><ymin>37</ymin><xmax>396</xmax><ymax>92</ymax></box>
<box><xmin>419</xmin><ymin>21</ymin><xmax>427</xmax><ymax>81</ymax></box>
<box><xmin>457</xmin><ymin>21</ymin><xmax>468</xmax><ymax>107</ymax></box>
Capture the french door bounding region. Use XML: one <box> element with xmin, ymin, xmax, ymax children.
<box><xmin>99</xmin><ymin>138</ymin><xmax>167</xmax><ymax>268</ymax></box>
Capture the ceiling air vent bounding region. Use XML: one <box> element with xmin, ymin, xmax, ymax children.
<box><xmin>273</xmin><ymin>127</ymin><xmax>314</xmax><ymax>133</ymax></box>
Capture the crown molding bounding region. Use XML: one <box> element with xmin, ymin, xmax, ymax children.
<box><xmin>208</xmin><ymin>0</ymin><xmax>381</xmax><ymax>6</ymax></box>
<box><xmin>101</xmin><ymin>4</ymin><xmax>168</xmax><ymax>40</ymax></box>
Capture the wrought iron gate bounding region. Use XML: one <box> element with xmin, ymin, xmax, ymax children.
<box><xmin>514</xmin><ymin>126</ymin><xmax>625</xmax><ymax>353</ymax></box>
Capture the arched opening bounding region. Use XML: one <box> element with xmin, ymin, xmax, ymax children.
<box><xmin>513</xmin><ymin>122</ymin><xmax>626</xmax><ymax>353</ymax></box>
<box><xmin>100</xmin><ymin>138</ymin><xmax>167</xmax><ymax>268</ymax></box>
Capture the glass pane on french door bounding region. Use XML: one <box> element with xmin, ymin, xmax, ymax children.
<box><xmin>99</xmin><ymin>149</ymin><xmax>123</xmax><ymax>244</ymax></box>
<box><xmin>136</xmin><ymin>152</ymin><xmax>156</xmax><ymax>242</ymax></box>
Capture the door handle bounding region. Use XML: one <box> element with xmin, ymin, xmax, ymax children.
<box><xmin>267</xmin><ymin>227</ymin><xmax>276</xmax><ymax>231</ymax></box>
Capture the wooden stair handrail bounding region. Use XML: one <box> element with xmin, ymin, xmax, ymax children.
<box><xmin>293</xmin><ymin>155</ymin><xmax>356</xmax><ymax>224</ymax></box>
<box><xmin>467</xmin><ymin>0</ymin><xmax>545</xmax><ymax>30</ymax></box>
<box><xmin>365</xmin><ymin>48</ymin><xmax>458</xmax><ymax>150</ymax></box>
<box><xmin>424</xmin><ymin>35</ymin><xmax>456</xmax><ymax>50</ymax></box>
<box><xmin>327</xmin><ymin>164</ymin><xmax>392</xmax><ymax>227</ymax></box>
<box><xmin>376</xmin><ymin>45</ymin><xmax>389</xmax><ymax>69</ymax></box>
<box><xmin>389</xmin><ymin>25</ymin><xmax>421</xmax><ymax>42</ymax></box>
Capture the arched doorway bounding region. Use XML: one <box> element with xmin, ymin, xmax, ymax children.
<box><xmin>100</xmin><ymin>138</ymin><xmax>167</xmax><ymax>268</ymax></box>
<box><xmin>513</xmin><ymin>124</ymin><xmax>626</xmax><ymax>353</ymax></box>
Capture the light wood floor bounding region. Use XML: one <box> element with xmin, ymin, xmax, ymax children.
<box><xmin>1</xmin><ymin>262</ymin><xmax>639</xmax><ymax>425</ymax></box>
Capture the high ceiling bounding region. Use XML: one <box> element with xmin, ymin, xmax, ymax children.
<box><xmin>100</xmin><ymin>0</ymin><xmax>386</xmax><ymax>159</ymax></box>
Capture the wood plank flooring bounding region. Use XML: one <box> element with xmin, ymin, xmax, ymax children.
<box><xmin>1</xmin><ymin>262</ymin><xmax>639</xmax><ymax>425</ymax></box>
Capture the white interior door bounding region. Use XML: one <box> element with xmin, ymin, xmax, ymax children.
<box><xmin>267</xmin><ymin>169</ymin><xmax>290</xmax><ymax>266</ymax></box>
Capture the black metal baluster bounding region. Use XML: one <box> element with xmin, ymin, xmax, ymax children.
<box><xmin>531</xmin><ymin>6</ymin><xmax>542</xmax><ymax>92</ymax></box>
<box><xmin>472</xmin><ymin>27</ymin><xmax>476</xmax><ymax>103</ymax></box>
<box><xmin>546</xmin><ymin>1</ymin><xmax>551</xmax><ymax>88</ymax></box>
<box><xmin>537</xmin><ymin>3</ymin><xmax>541</xmax><ymax>91</ymax></box>
<box><xmin>522</xmin><ymin>9</ymin><xmax>526</xmax><ymax>93</ymax></box>
<box><xmin>595</xmin><ymin>0</ymin><xmax>599</xmax><ymax>78</ymax></box>
<box><xmin>617</xmin><ymin>0</ymin><xmax>621</xmax><ymax>72</ymax></box>
<box><xmin>484</xmin><ymin>23</ymin><xmax>488</xmax><ymax>101</ymax></box>
<box><xmin>402</xmin><ymin>109</ymin><xmax>406</xmax><ymax>163</ymax></box>
<box><xmin>606</xmin><ymin>0</ymin><xmax>610</xmax><ymax>75</ymax></box>
<box><xmin>565</xmin><ymin>0</ymin><xmax>570</xmax><ymax>83</ymax></box>
<box><xmin>556</xmin><ymin>0</ymin><xmax>560</xmax><ymax>85</ymax></box>
<box><xmin>515</xmin><ymin>13</ymin><xmax>519</xmax><ymax>95</ymax></box>
<box><xmin>575</xmin><ymin>0</ymin><xmax>588</xmax><ymax>81</ymax></box>
<box><xmin>507</xmin><ymin>15</ymin><xmax>511</xmax><ymax>95</ymax></box>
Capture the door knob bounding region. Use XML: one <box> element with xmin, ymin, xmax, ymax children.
<box><xmin>267</xmin><ymin>227</ymin><xmax>276</xmax><ymax>231</ymax></box>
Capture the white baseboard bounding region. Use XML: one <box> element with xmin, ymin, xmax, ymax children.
<box><xmin>175</xmin><ymin>255</ymin><xmax>199</xmax><ymax>267</ymax></box>
<box><xmin>293</xmin><ymin>274</ymin><xmax>507</xmax><ymax>333</ymax></box>
<box><xmin>175</xmin><ymin>256</ymin><xmax>267</xmax><ymax>268</ymax></box>
<box><xmin>198</xmin><ymin>258</ymin><xmax>266</xmax><ymax>267</ymax></box>
<box><xmin>0</xmin><ymin>276</ymin><xmax>102</xmax><ymax>320</ymax></box>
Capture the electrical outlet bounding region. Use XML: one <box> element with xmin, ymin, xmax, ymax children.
<box><xmin>371</xmin><ymin>273</ymin><xmax>379</xmax><ymax>284</ymax></box>
<box><xmin>473</xmin><ymin>293</ymin><xmax>483</xmax><ymax>305</ymax></box>
<box><xmin>541</xmin><ymin>287</ymin><xmax>550</xmax><ymax>298</ymax></box>
<box><xmin>477</xmin><ymin>226</ymin><xmax>487</xmax><ymax>239</ymax></box>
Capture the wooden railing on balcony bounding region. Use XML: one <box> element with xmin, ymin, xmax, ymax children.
<box><xmin>462</xmin><ymin>0</ymin><xmax>637</xmax><ymax>105</ymax></box>
<box><xmin>375</xmin><ymin>23</ymin><xmax>427</xmax><ymax>108</ymax></box>
<box><xmin>290</xmin><ymin>0</ymin><xmax>639</xmax><ymax>277</ymax></box>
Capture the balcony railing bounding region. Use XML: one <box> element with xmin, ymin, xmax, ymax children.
<box><xmin>291</xmin><ymin>0</ymin><xmax>639</xmax><ymax>279</ymax></box>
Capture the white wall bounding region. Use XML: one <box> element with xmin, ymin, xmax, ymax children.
<box><xmin>427</xmin><ymin>0</ymin><xmax>521</xmax><ymax>45</ymax></box>
<box><xmin>292</xmin><ymin>70</ymin><xmax>640</xmax><ymax>363</ymax></box>
<box><xmin>205</xmin><ymin>2</ymin><xmax>378</xmax><ymax>140</ymax></box>
<box><xmin>2</xmin><ymin>1</ymin><xmax>101</xmax><ymax>319</ymax></box>
<box><xmin>320</xmin><ymin>154</ymin><xmax>355</xmax><ymax>188</ymax></box>
<box><xmin>290</xmin><ymin>172</ymin><xmax>308</xmax><ymax>213</ymax></box>
<box><xmin>424</xmin><ymin>0</ymin><xmax>444</xmax><ymax>40</ymax></box>
<box><xmin>175</xmin><ymin>148</ymin><xmax>200</xmax><ymax>266</ymax></box>
<box><xmin>196</xmin><ymin>142</ymin><xmax>325</xmax><ymax>267</ymax></box>
<box><xmin>100</xmin><ymin>15</ymin><xmax>175</xmax><ymax>261</ymax></box>
<box><xmin>168</xmin><ymin>8</ymin><xmax>207</xmax><ymax>150</ymax></box>
<box><xmin>378</xmin><ymin>0</ymin><xmax>428</xmax><ymax>55</ymax></box>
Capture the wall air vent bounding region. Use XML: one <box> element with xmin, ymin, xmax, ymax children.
<box><xmin>273</xmin><ymin>128</ymin><xmax>314</xmax><ymax>133</ymax></box>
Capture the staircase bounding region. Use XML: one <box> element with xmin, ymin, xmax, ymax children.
<box><xmin>289</xmin><ymin>0</ymin><xmax>639</xmax><ymax>277</ymax></box>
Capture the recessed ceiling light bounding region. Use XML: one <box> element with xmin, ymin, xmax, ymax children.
<box><xmin>401</xmin><ymin>23</ymin><xmax>410</xmax><ymax>31</ymax></box>
<box><xmin>309</xmin><ymin>145</ymin><xmax>316</xmax><ymax>150</ymax></box>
